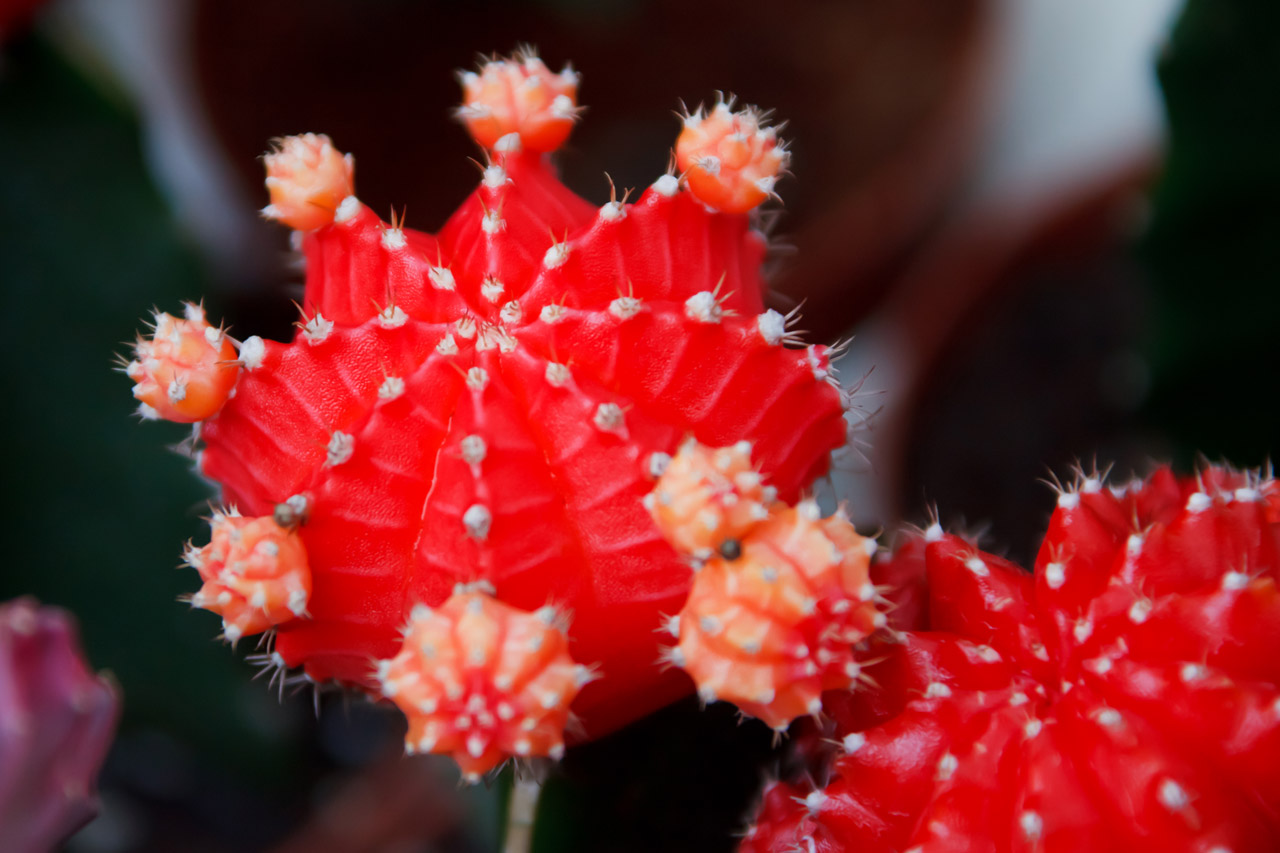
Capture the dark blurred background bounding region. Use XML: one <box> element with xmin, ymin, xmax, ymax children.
<box><xmin>0</xmin><ymin>0</ymin><xmax>1276</xmax><ymax>850</ymax></box>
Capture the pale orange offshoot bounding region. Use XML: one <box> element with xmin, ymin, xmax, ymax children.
<box><xmin>126</xmin><ymin>303</ymin><xmax>238</xmax><ymax>423</ymax></box>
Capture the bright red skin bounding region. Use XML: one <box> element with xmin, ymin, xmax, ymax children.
<box><xmin>198</xmin><ymin>152</ymin><xmax>846</xmax><ymax>736</ymax></box>
<box><xmin>742</xmin><ymin>467</ymin><xmax>1280</xmax><ymax>852</ymax></box>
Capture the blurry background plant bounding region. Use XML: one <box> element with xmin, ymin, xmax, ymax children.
<box><xmin>0</xmin><ymin>0</ymin><xmax>1275</xmax><ymax>850</ymax></box>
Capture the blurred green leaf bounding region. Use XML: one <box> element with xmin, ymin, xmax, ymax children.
<box><xmin>0</xmin><ymin>34</ymin><xmax>298</xmax><ymax>782</ymax></box>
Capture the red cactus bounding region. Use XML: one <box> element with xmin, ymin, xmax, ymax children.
<box><xmin>127</xmin><ymin>50</ymin><xmax>850</xmax><ymax>760</ymax></box>
<box><xmin>741</xmin><ymin>464</ymin><xmax>1280</xmax><ymax>852</ymax></box>
<box><xmin>0</xmin><ymin>598</ymin><xmax>119</xmax><ymax>852</ymax></box>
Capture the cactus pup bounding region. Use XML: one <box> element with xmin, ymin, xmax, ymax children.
<box><xmin>647</xmin><ymin>439</ymin><xmax>884</xmax><ymax>731</ymax></box>
<box><xmin>125</xmin><ymin>49</ymin><xmax>852</xmax><ymax>774</ymax></box>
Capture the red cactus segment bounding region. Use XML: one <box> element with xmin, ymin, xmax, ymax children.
<box><xmin>126</xmin><ymin>303</ymin><xmax>238</xmax><ymax>423</ymax></box>
<box><xmin>676</xmin><ymin>101</ymin><xmax>789</xmax><ymax>214</ymax></box>
<box><xmin>185</xmin><ymin>510</ymin><xmax>311</xmax><ymax>642</ymax></box>
<box><xmin>740</xmin><ymin>780</ymin><xmax>842</xmax><ymax>853</ymax></box>
<box><xmin>645</xmin><ymin>438</ymin><xmax>774</xmax><ymax>560</ymax></box>
<box><xmin>199</xmin><ymin>320</ymin><xmax>451</xmax><ymax>513</ymax></box>
<box><xmin>271</xmin><ymin>352</ymin><xmax>465</xmax><ymax>679</ymax></box>
<box><xmin>1083</xmin><ymin>657</ymin><xmax>1280</xmax><ymax>824</ymax></box>
<box><xmin>923</xmin><ymin>533</ymin><xmax>1054</xmax><ymax>684</ymax></box>
<box><xmin>0</xmin><ymin>599</ymin><xmax>119</xmax><ymax>853</ymax></box>
<box><xmin>742</xmin><ymin>464</ymin><xmax>1280</xmax><ymax>852</ymax></box>
<box><xmin>296</xmin><ymin>200</ymin><xmax>458</xmax><ymax>326</ymax></box>
<box><xmin>517</xmin><ymin>184</ymin><xmax>769</xmax><ymax>315</ymax></box>
<box><xmin>868</xmin><ymin>534</ymin><xmax>930</xmax><ymax>634</ymax></box>
<box><xmin>519</xmin><ymin>306</ymin><xmax>845</xmax><ymax>502</ymax></box>
<box><xmin>436</xmin><ymin>151</ymin><xmax>595</xmax><ymax>314</ymax></box>
<box><xmin>262</xmin><ymin>133</ymin><xmax>354</xmax><ymax>231</ymax></box>
<box><xmin>457</xmin><ymin>51</ymin><xmax>580</xmax><ymax>153</ymax></box>
<box><xmin>377</xmin><ymin>587</ymin><xmax>588</xmax><ymax>779</ymax></box>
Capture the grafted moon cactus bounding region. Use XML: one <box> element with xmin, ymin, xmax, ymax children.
<box><xmin>125</xmin><ymin>50</ymin><xmax>849</xmax><ymax>768</ymax></box>
<box><xmin>741</xmin><ymin>464</ymin><xmax>1280</xmax><ymax>853</ymax></box>
<box><xmin>0</xmin><ymin>598</ymin><xmax>119</xmax><ymax>853</ymax></box>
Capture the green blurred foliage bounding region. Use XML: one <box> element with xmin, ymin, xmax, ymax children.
<box><xmin>1142</xmin><ymin>0</ymin><xmax>1280</xmax><ymax>466</ymax></box>
<box><xmin>0</xmin><ymin>35</ymin><xmax>298</xmax><ymax>781</ymax></box>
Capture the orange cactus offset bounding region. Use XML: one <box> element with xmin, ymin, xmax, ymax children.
<box><xmin>457</xmin><ymin>51</ymin><xmax>581</xmax><ymax>153</ymax></box>
<box><xmin>676</xmin><ymin>100</ymin><xmax>790</xmax><ymax>214</ymax></box>
<box><xmin>262</xmin><ymin>133</ymin><xmax>355</xmax><ymax>231</ymax></box>
<box><xmin>645</xmin><ymin>438</ymin><xmax>778</xmax><ymax>561</ymax></box>
<box><xmin>819</xmin><ymin>511</ymin><xmax>879</xmax><ymax>599</ymax></box>
<box><xmin>125</xmin><ymin>303</ymin><xmax>239</xmax><ymax>423</ymax></box>
<box><xmin>648</xmin><ymin>440</ymin><xmax>884</xmax><ymax>731</ymax></box>
<box><xmin>185</xmin><ymin>510</ymin><xmax>311</xmax><ymax>643</ymax></box>
<box><xmin>377</xmin><ymin>586</ymin><xmax>590</xmax><ymax>780</ymax></box>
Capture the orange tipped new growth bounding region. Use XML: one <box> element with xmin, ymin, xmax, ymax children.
<box><xmin>185</xmin><ymin>510</ymin><xmax>311</xmax><ymax>643</ymax></box>
<box><xmin>126</xmin><ymin>303</ymin><xmax>238</xmax><ymax>423</ymax></box>
<box><xmin>643</xmin><ymin>438</ymin><xmax>776</xmax><ymax>561</ymax></box>
<box><xmin>676</xmin><ymin>100</ymin><xmax>789</xmax><ymax>213</ymax></box>
<box><xmin>457</xmin><ymin>51</ymin><xmax>580</xmax><ymax>153</ymax></box>
<box><xmin>376</xmin><ymin>587</ymin><xmax>591</xmax><ymax>780</ymax></box>
<box><xmin>648</xmin><ymin>441</ymin><xmax>879</xmax><ymax>730</ymax></box>
<box><xmin>262</xmin><ymin>133</ymin><xmax>355</xmax><ymax>231</ymax></box>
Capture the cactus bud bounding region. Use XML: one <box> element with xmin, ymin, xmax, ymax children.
<box><xmin>676</xmin><ymin>100</ymin><xmax>789</xmax><ymax>213</ymax></box>
<box><xmin>646</xmin><ymin>438</ymin><xmax>776</xmax><ymax>561</ymax></box>
<box><xmin>186</xmin><ymin>510</ymin><xmax>311</xmax><ymax>643</ymax></box>
<box><xmin>457</xmin><ymin>50</ymin><xmax>581</xmax><ymax>153</ymax></box>
<box><xmin>377</xmin><ymin>587</ymin><xmax>588</xmax><ymax>779</ymax></box>
<box><xmin>127</xmin><ymin>302</ymin><xmax>238</xmax><ymax>423</ymax></box>
<box><xmin>671</xmin><ymin>504</ymin><xmax>880</xmax><ymax>729</ymax></box>
<box><xmin>648</xmin><ymin>441</ymin><xmax>880</xmax><ymax>729</ymax></box>
<box><xmin>262</xmin><ymin>133</ymin><xmax>355</xmax><ymax>231</ymax></box>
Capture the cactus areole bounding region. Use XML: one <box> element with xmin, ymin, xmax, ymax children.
<box><xmin>127</xmin><ymin>51</ymin><xmax>847</xmax><ymax>755</ymax></box>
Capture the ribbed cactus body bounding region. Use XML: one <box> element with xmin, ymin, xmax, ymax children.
<box><xmin>743</xmin><ymin>465</ymin><xmax>1280</xmax><ymax>852</ymax></box>
<box><xmin>179</xmin><ymin>71</ymin><xmax>845</xmax><ymax>737</ymax></box>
